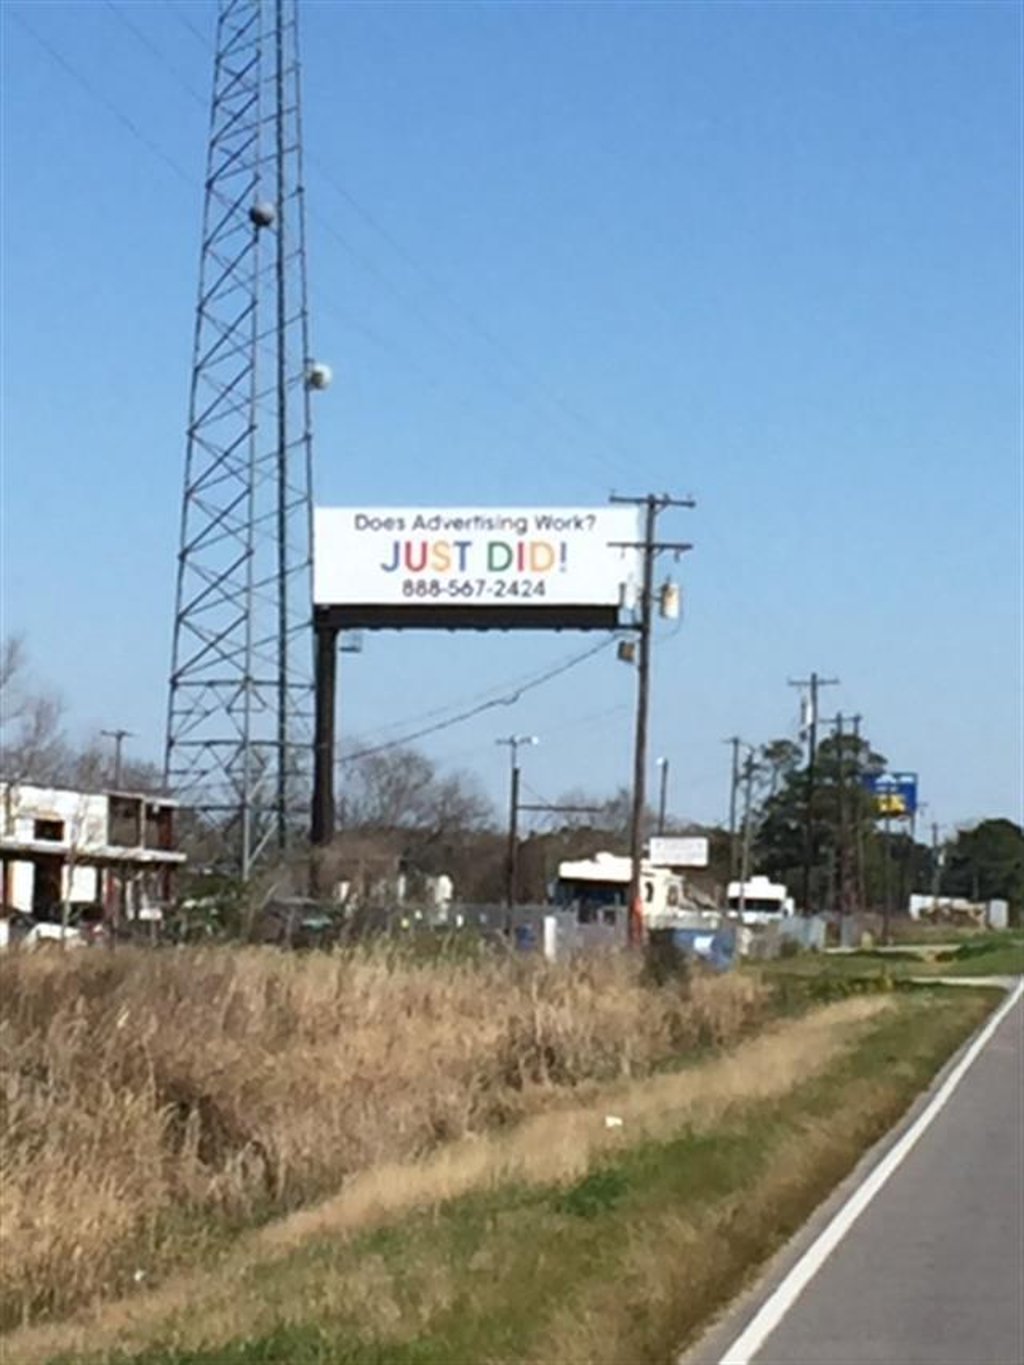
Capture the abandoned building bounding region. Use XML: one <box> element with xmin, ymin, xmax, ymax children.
<box><xmin>0</xmin><ymin>782</ymin><xmax>186</xmax><ymax>921</ymax></box>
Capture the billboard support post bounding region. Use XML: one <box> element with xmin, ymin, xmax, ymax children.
<box><xmin>310</xmin><ymin>619</ymin><xmax>338</xmax><ymax>894</ymax></box>
<box><xmin>860</xmin><ymin>768</ymin><xmax>919</xmax><ymax>935</ymax></box>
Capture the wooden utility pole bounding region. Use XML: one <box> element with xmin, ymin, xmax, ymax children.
<box><xmin>497</xmin><ymin>735</ymin><xmax>538</xmax><ymax>931</ymax></box>
<box><xmin>830</xmin><ymin>712</ymin><xmax>855</xmax><ymax>917</ymax></box>
<box><xmin>850</xmin><ymin>713</ymin><xmax>866</xmax><ymax>914</ymax></box>
<box><xmin>738</xmin><ymin>748</ymin><xmax>757</xmax><ymax>916</ymax></box>
<box><xmin>725</xmin><ymin>736</ymin><xmax>742</xmax><ymax>879</ymax></box>
<box><xmin>882</xmin><ymin>807</ymin><xmax>893</xmax><ymax>943</ymax></box>
<box><xmin>656</xmin><ymin>757</ymin><xmax>670</xmax><ymax>837</ymax></box>
<box><xmin>610</xmin><ymin>493</ymin><xmax>694</xmax><ymax>945</ymax></box>
<box><xmin>788</xmin><ymin>672</ymin><xmax>839</xmax><ymax>912</ymax></box>
<box><xmin>931</xmin><ymin>820</ymin><xmax>942</xmax><ymax>914</ymax></box>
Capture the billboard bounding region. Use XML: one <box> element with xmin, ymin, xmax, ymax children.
<box><xmin>861</xmin><ymin>772</ymin><xmax>918</xmax><ymax>819</ymax></box>
<box><xmin>648</xmin><ymin>836</ymin><xmax>709</xmax><ymax>868</ymax></box>
<box><xmin>313</xmin><ymin>507</ymin><xmax>640</xmax><ymax>629</ymax></box>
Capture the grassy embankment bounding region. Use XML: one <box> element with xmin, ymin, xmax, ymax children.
<box><xmin>1</xmin><ymin>954</ymin><xmax>1000</xmax><ymax>1365</ymax></box>
<box><xmin>757</xmin><ymin>929</ymin><xmax>1024</xmax><ymax>986</ymax></box>
<box><xmin>0</xmin><ymin>943</ymin><xmax>771</xmax><ymax>1333</ymax></box>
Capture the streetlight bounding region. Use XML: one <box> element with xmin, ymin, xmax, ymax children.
<box><xmin>655</xmin><ymin>756</ymin><xmax>670</xmax><ymax>837</ymax></box>
<box><xmin>496</xmin><ymin>735</ymin><xmax>538</xmax><ymax>928</ymax></box>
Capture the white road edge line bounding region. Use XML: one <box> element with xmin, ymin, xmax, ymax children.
<box><xmin>714</xmin><ymin>978</ymin><xmax>1024</xmax><ymax>1365</ymax></box>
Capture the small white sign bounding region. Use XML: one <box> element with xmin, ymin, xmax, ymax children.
<box><xmin>649</xmin><ymin>836</ymin><xmax>709</xmax><ymax>868</ymax></box>
<box><xmin>313</xmin><ymin>506</ymin><xmax>639</xmax><ymax>608</ymax></box>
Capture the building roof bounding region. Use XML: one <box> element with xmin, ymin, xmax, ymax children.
<box><xmin>0</xmin><ymin>781</ymin><xmax>177</xmax><ymax>807</ymax></box>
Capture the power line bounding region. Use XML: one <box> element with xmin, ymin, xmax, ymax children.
<box><xmin>56</xmin><ymin>4</ymin><xmax>630</xmax><ymax>491</ymax></box>
<box><xmin>158</xmin><ymin>0</ymin><xmax>636</xmax><ymax>478</ymax></box>
<box><xmin>306</xmin><ymin>162</ymin><xmax>636</xmax><ymax>480</ymax></box>
<box><xmin>104</xmin><ymin>0</ymin><xmax>207</xmax><ymax>105</ymax></box>
<box><xmin>131</xmin><ymin>2</ymin><xmax>637</xmax><ymax>486</ymax></box>
<box><xmin>347</xmin><ymin>646</ymin><xmax>628</xmax><ymax>744</ymax></box>
<box><xmin>339</xmin><ymin>638</ymin><xmax>617</xmax><ymax>763</ymax></box>
<box><xmin>9</xmin><ymin>8</ymin><xmax>195</xmax><ymax>187</ymax></box>
<box><xmin>308</xmin><ymin>207</ymin><xmax>627</xmax><ymax>488</ymax></box>
<box><xmin>421</xmin><ymin>700</ymin><xmax>631</xmax><ymax>771</ymax></box>
<box><xmin>162</xmin><ymin>0</ymin><xmax>211</xmax><ymax>51</ymax></box>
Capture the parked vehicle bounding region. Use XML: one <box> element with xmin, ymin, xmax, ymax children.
<box><xmin>554</xmin><ymin>851</ymin><xmax>715</xmax><ymax>930</ymax></box>
<box><xmin>0</xmin><ymin>901</ymin><xmax>111</xmax><ymax>950</ymax></box>
<box><xmin>725</xmin><ymin>875</ymin><xmax>795</xmax><ymax>926</ymax></box>
<box><xmin>253</xmin><ymin>898</ymin><xmax>345</xmax><ymax>950</ymax></box>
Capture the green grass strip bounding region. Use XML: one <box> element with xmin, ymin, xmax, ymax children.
<box><xmin>56</xmin><ymin>987</ymin><xmax>998</xmax><ymax>1365</ymax></box>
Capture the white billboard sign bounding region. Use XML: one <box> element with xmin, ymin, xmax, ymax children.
<box><xmin>648</xmin><ymin>836</ymin><xmax>709</xmax><ymax>868</ymax></box>
<box><xmin>313</xmin><ymin>507</ymin><xmax>639</xmax><ymax>608</ymax></box>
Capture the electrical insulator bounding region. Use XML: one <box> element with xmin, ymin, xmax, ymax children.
<box><xmin>617</xmin><ymin>639</ymin><xmax>636</xmax><ymax>664</ymax></box>
<box><xmin>659</xmin><ymin>580</ymin><xmax>681</xmax><ymax>620</ymax></box>
<box><xmin>619</xmin><ymin>578</ymin><xmax>638</xmax><ymax>611</ymax></box>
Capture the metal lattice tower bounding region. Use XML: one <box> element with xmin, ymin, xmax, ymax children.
<box><xmin>166</xmin><ymin>0</ymin><xmax>318</xmax><ymax>876</ymax></box>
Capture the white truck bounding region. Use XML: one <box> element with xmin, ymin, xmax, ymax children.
<box><xmin>725</xmin><ymin>875</ymin><xmax>795</xmax><ymax>926</ymax></box>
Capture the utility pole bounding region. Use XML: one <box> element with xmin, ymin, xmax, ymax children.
<box><xmin>101</xmin><ymin>728</ymin><xmax>133</xmax><ymax>790</ymax></box>
<box><xmin>610</xmin><ymin>493</ymin><xmax>694</xmax><ymax>945</ymax></box>
<box><xmin>788</xmin><ymin>671</ymin><xmax>839</xmax><ymax>913</ymax></box>
<box><xmin>931</xmin><ymin>820</ymin><xmax>942</xmax><ymax>915</ymax></box>
<box><xmin>497</xmin><ymin>735</ymin><xmax>538</xmax><ymax>931</ymax></box>
<box><xmin>517</xmin><ymin>798</ymin><xmax>601</xmax><ymax>921</ymax></box>
<box><xmin>656</xmin><ymin>757</ymin><xmax>670</xmax><ymax>837</ymax></box>
<box><xmin>829</xmin><ymin>713</ymin><xmax>851</xmax><ymax>918</ymax></box>
<box><xmin>850</xmin><ymin>713</ymin><xmax>866</xmax><ymax>915</ymax></box>
<box><xmin>737</xmin><ymin>746</ymin><xmax>757</xmax><ymax>917</ymax></box>
<box><xmin>725</xmin><ymin>736</ymin><xmax>742</xmax><ymax>879</ymax></box>
<box><xmin>882</xmin><ymin>806</ymin><xmax>893</xmax><ymax>943</ymax></box>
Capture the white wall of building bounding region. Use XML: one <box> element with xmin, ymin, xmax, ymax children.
<box><xmin>2</xmin><ymin>783</ymin><xmax>109</xmax><ymax>848</ymax></box>
<box><xmin>7</xmin><ymin>861</ymin><xmax>99</xmax><ymax>913</ymax></box>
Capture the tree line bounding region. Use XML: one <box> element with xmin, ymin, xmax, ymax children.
<box><xmin>2</xmin><ymin>636</ymin><xmax>1020</xmax><ymax>915</ymax></box>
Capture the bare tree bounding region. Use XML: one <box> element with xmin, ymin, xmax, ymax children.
<box><xmin>0</xmin><ymin>635</ymin><xmax>67</xmax><ymax>785</ymax></box>
<box><xmin>550</xmin><ymin>785</ymin><xmax>640</xmax><ymax>840</ymax></box>
<box><xmin>1</xmin><ymin>639</ymin><xmax>164</xmax><ymax>796</ymax></box>
<box><xmin>341</xmin><ymin>747</ymin><xmax>493</xmax><ymax>837</ymax></box>
<box><xmin>65</xmin><ymin>736</ymin><xmax>164</xmax><ymax>794</ymax></box>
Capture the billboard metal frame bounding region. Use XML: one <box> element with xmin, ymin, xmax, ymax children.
<box><xmin>310</xmin><ymin>604</ymin><xmax>623</xmax><ymax>880</ymax></box>
<box><xmin>313</xmin><ymin>603</ymin><xmax>621</xmax><ymax>633</ymax></box>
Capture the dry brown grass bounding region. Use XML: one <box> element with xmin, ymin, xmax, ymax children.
<box><xmin>2</xmin><ymin>993</ymin><xmax>892</xmax><ymax>1364</ymax></box>
<box><xmin>0</xmin><ymin>943</ymin><xmax>769</xmax><ymax>1330</ymax></box>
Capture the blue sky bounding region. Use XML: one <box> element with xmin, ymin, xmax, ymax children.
<box><xmin>2</xmin><ymin>0</ymin><xmax>1021</xmax><ymax>834</ymax></box>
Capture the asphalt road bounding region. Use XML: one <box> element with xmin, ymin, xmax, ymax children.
<box><xmin>694</xmin><ymin>986</ymin><xmax>1024</xmax><ymax>1365</ymax></box>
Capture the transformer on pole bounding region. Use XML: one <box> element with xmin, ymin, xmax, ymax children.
<box><xmin>165</xmin><ymin>0</ymin><xmax>321</xmax><ymax>877</ymax></box>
